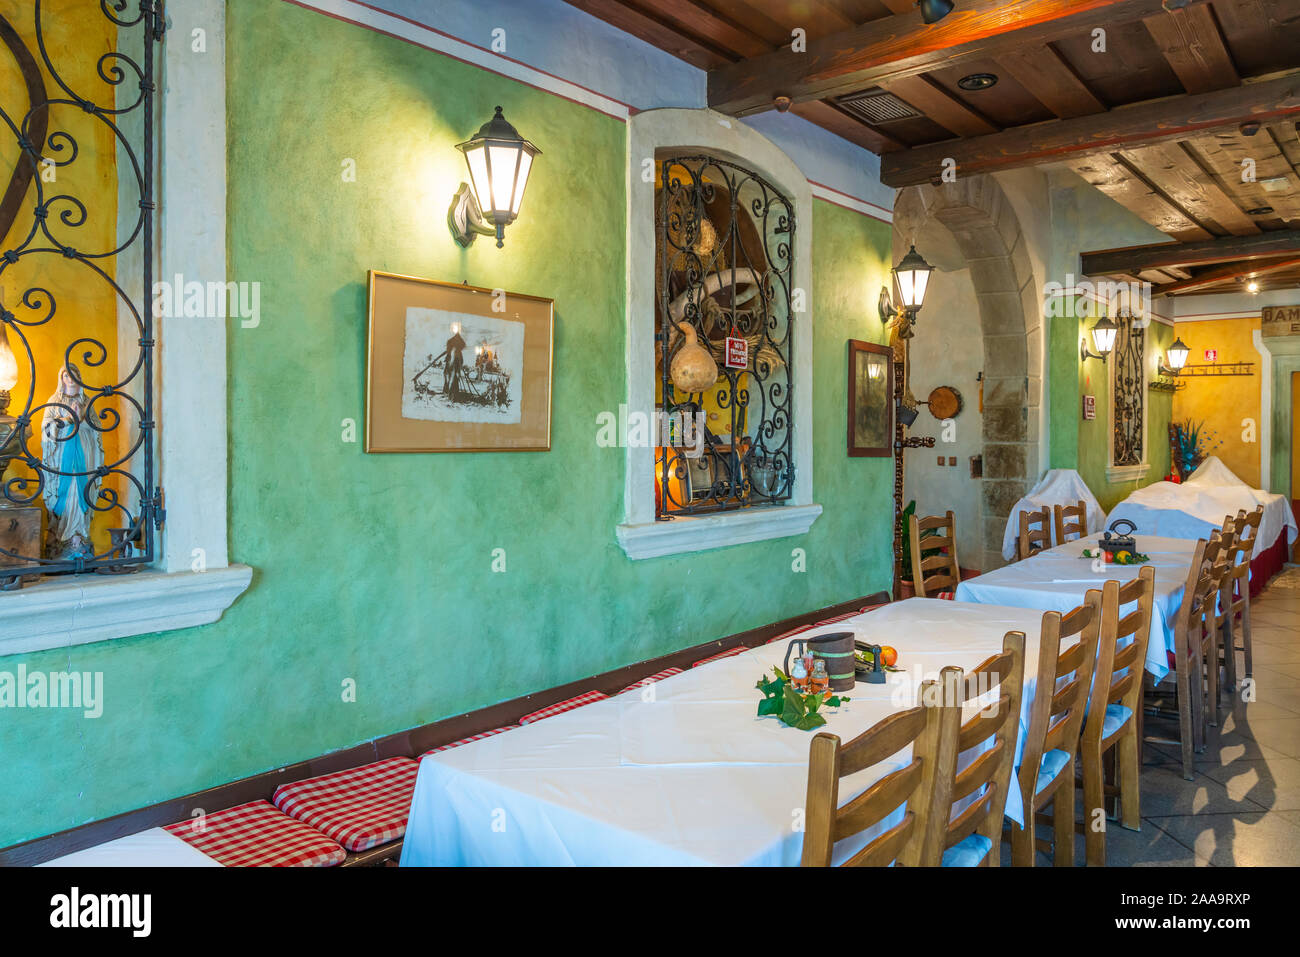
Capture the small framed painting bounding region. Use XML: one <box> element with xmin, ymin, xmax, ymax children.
<box><xmin>365</xmin><ymin>271</ymin><xmax>553</xmax><ymax>452</ymax></box>
<box><xmin>847</xmin><ymin>339</ymin><xmax>892</xmax><ymax>457</ymax></box>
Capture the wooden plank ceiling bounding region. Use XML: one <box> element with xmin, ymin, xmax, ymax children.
<box><xmin>565</xmin><ymin>0</ymin><xmax>1300</xmax><ymax>296</ymax></box>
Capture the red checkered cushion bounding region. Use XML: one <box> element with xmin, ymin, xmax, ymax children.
<box><xmin>421</xmin><ymin>725</ymin><xmax>519</xmax><ymax>757</ymax></box>
<box><xmin>272</xmin><ymin>757</ymin><xmax>419</xmax><ymax>853</ymax></box>
<box><xmin>937</xmin><ymin>591</ymin><xmax>955</xmax><ymax>600</ymax></box>
<box><xmin>692</xmin><ymin>645</ymin><xmax>749</xmax><ymax>667</ymax></box>
<box><xmin>617</xmin><ymin>667</ymin><xmax>684</xmax><ymax>694</ymax></box>
<box><xmin>518</xmin><ymin>691</ymin><xmax>608</xmax><ymax>724</ymax></box>
<box><xmin>859</xmin><ymin>602</ymin><xmax>888</xmax><ymax>613</ymax></box>
<box><xmin>163</xmin><ymin>800</ymin><xmax>345</xmax><ymax>868</ymax></box>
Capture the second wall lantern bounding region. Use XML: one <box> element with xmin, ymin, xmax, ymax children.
<box><xmin>448</xmin><ymin>106</ymin><xmax>540</xmax><ymax>249</ymax></box>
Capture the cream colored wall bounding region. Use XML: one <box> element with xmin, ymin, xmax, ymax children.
<box><xmin>1171</xmin><ymin>317</ymin><xmax>1263</xmax><ymax>487</ymax></box>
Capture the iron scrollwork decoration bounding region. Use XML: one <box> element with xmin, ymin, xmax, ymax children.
<box><xmin>1112</xmin><ymin>313</ymin><xmax>1145</xmax><ymax>468</ymax></box>
<box><xmin>655</xmin><ymin>155</ymin><xmax>794</xmax><ymax>518</ymax></box>
<box><xmin>0</xmin><ymin>1</ymin><xmax>164</xmax><ymax>584</ymax></box>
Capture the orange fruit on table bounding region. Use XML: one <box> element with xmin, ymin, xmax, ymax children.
<box><xmin>880</xmin><ymin>646</ymin><xmax>898</xmax><ymax>667</ymax></box>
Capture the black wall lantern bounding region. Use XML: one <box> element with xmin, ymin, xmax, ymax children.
<box><xmin>1080</xmin><ymin>314</ymin><xmax>1118</xmax><ymax>362</ymax></box>
<box><xmin>448</xmin><ymin>106</ymin><xmax>540</xmax><ymax>248</ymax></box>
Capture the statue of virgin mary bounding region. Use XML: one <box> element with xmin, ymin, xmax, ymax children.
<box><xmin>41</xmin><ymin>362</ymin><xmax>104</xmax><ymax>558</ymax></box>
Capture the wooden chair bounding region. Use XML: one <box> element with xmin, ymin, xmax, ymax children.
<box><xmin>934</xmin><ymin>632</ymin><xmax>1026</xmax><ymax>866</ymax></box>
<box><xmin>1053</xmin><ymin>500</ymin><xmax>1088</xmax><ymax>545</ymax></box>
<box><xmin>1016</xmin><ymin>507</ymin><xmax>1052</xmax><ymax>562</ymax></box>
<box><xmin>801</xmin><ymin>680</ymin><xmax>959</xmax><ymax>867</ymax></box>
<box><xmin>909</xmin><ymin>510</ymin><xmax>961</xmax><ymax>597</ymax></box>
<box><xmin>1144</xmin><ymin>536</ymin><xmax>1225</xmax><ymax>780</ymax></box>
<box><xmin>1011</xmin><ymin>593</ymin><xmax>1101</xmax><ymax>867</ymax></box>
<box><xmin>1077</xmin><ymin>567</ymin><xmax>1155</xmax><ymax>867</ymax></box>
<box><xmin>1218</xmin><ymin>507</ymin><xmax>1262</xmax><ymax>693</ymax></box>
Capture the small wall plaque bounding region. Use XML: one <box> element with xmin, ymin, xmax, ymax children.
<box><xmin>1082</xmin><ymin>395</ymin><xmax>1096</xmax><ymax>420</ymax></box>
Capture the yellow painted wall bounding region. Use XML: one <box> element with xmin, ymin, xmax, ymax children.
<box><xmin>0</xmin><ymin>0</ymin><xmax>121</xmax><ymax>553</ymax></box>
<box><xmin>1171</xmin><ymin>317</ymin><xmax>1262</xmax><ymax>488</ymax></box>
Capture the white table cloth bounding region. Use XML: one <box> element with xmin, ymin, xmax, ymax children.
<box><xmin>999</xmin><ymin>468</ymin><xmax>1106</xmax><ymax>560</ymax></box>
<box><xmin>955</xmin><ymin>535</ymin><xmax>1200</xmax><ymax>682</ymax></box>
<box><xmin>401</xmin><ymin>599</ymin><xmax>1045</xmax><ymax>867</ymax></box>
<box><xmin>1105</xmin><ymin>457</ymin><xmax>1297</xmax><ymax>561</ymax></box>
<box><xmin>37</xmin><ymin>828</ymin><xmax>221</xmax><ymax>867</ymax></box>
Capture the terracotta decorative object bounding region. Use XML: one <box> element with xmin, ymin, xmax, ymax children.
<box><xmin>669</xmin><ymin>321</ymin><xmax>718</xmax><ymax>393</ymax></box>
<box><xmin>926</xmin><ymin>385</ymin><xmax>963</xmax><ymax>420</ymax></box>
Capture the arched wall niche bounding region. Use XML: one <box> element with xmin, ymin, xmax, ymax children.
<box><xmin>893</xmin><ymin>176</ymin><xmax>1042</xmax><ymax>572</ymax></box>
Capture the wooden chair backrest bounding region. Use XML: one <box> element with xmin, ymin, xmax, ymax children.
<box><xmin>1174</xmin><ymin>537</ymin><xmax>1221</xmax><ymax>648</ymax></box>
<box><xmin>910</xmin><ymin>510</ymin><xmax>961</xmax><ymax>597</ymax></box>
<box><xmin>1054</xmin><ymin>500</ymin><xmax>1088</xmax><ymax>544</ymax></box>
<box><xmin>1017</xmin><ymin>508</ymin><xmax>1052</xmax><ymax>561</ymax></box>
<box><xmin>801</xmin><ymin>680</ymin><xmax>959</xmax><ymax>867</ymax></box>
<box><xmin>936</xmin><ymin>632</ymin><xmax>1026</xmax><ymax>859</ymax></box>
<box><xmin>1016</xmin><ymin>593</ymin><xmax>1101</xmax><ymax>810</ymax></box>
<box><xmin>1083</xmin><ymin>567</ymin><xmax>1155</xmax><ymax>747</ymax></box>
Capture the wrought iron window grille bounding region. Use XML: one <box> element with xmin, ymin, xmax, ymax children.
<box><xmin>1111</xmin><ymin>313</ymin><xmax>1145</xmax><ymax>468</ymax></box>
<box><xmin>0</xmin><ymin>1</ymin><xmax>163</xmax><ymax>587</ymax></box>
<box><xmin>654</xmin><ymin>155</ymin><xmax>795</xmax><ymax>519</ymax></box>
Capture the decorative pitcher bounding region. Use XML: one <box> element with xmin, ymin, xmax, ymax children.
<box><xmin>783</xmin><ymin>631</ymin><xmax>856</xmax><ymax>693</ymax></box>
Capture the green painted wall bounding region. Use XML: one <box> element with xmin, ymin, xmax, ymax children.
<box><xmin>0</xmin><ymin>0</ymin><xmax>895</xmax><ymax>846</ymax></box>
<box><xmin>1043</xmin><ymin>175</ymin><xmax>1174</xmax><ymax>511</ymax></box>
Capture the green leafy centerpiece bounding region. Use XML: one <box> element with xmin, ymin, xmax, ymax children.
<box><xmin>756</xmin><ymin>669</ymin><xmax>850</xmax><ymax>731</ymax></box>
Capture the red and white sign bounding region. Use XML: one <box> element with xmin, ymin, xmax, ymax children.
<box><xmin>1204</xmin><ymin>348</ymin><xmax>1218</xmax><ymax>363</ymax></box>
<box><xmin>1082</xmin><ymin>395</ymin><xmax>1096</xmax><ymax>420</ymax></box>
<box><xmin>724</xmin><ymin>336</ymin><xmax>748</xmax><ymax>370</ymax></box>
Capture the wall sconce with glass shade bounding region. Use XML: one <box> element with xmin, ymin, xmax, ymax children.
<box><xmin>1159</xmin><ymin>336</ymin><xmax>1190</xmax><ymax>376</ymax></box>
<box><xmin>448</xmin><ymin>106</ymin><xmax>540</xmax><ymax>249</ymax></box>
<box><xmin>1080</xmin><ymin>314</ymin><xmax>1118</xmax><ymax>362</ymax></box>
<box><xmin>891</xmin><ymin>244</ymin><xmax>934</xmax><ymax>319</ymax></box>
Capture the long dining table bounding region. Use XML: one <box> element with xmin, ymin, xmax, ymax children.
<box><xmin>401</xmin><ymin>599</ymin><xmax>1050</xmax><ymax>867</ymax></box>
<box><xmin>954</xmin><ymin>534</ymin><xmax>1200</xmax><ymax>682</ymax></box>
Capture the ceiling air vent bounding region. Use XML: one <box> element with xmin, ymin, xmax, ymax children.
<box><xmin>835</xmin><ymin>91</ymin><xmax>922</xmax><ymax>125</ymax></box>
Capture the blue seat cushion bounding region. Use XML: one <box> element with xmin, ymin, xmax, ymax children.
<box><xmin>1102</xmin><ymin>703</ymin><xmax>1133</xmax><ymax>739</ymax></box>
<box><xmin>1035</xmin><ymin>748</ymin><xmax>1071</xmax><ymax>795</ymax></box>
<box><xmin>942</xmin><ymin>833</ymin><xmax>993</xmax><ymax>867</ymax></box>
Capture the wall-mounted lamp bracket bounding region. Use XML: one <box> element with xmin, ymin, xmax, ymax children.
<box><xmin>1080</xmin><ymin>338</ymin><xmax>1108</xmax><ymax>363</ymax></box>
<box><xmin>448</xmin><ymin>182</ymin><xmax>501</xmax><ymax>248</ymax></box>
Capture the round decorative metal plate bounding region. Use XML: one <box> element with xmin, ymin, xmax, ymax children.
<box><xmin>927</xmin><ymin>385</ymin><xmax>963</xmax><ymax>419</ymax></box>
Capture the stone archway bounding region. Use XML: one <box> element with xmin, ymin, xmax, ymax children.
<box><xmin>894</xmin><ymin>176</ymin><xmax>1042</xmax><ymax>572</ymax></box>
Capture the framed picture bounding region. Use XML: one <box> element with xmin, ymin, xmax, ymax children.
<box><xmin>365</xmin><ymin>271</ymin><xmax>553</xmax><ymax>452</ymax></box>
<box><xmin>847</xmin><ymin>339</ymin><xmax>892</xmax><ymax>457</ymax></box>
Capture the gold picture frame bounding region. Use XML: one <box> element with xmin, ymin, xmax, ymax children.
<box><xmin>365</xmin><ymin>271</ymin><xmax>554</xmax><ymax>452</ymax></box>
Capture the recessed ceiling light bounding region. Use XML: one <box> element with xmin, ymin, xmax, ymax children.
<box><xmin>1246</xmin><ymin>206</ymin><xmax>1274</xmax><ymax>216</ymax></box>
<box><xmin>1247</xmin><ymin>280</ymin><xmax>1260</xmax><ymax>293</ymax></box>
<box><xmin>957</xmin><ymin>73</ymin><xmax>998</xmax><ymax>91</ymax></box>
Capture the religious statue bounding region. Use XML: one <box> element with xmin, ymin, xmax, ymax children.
<box><xmin>40</xmin><ymin>362</ymin><xmax>103</xmax><ymax>558</ymax></box>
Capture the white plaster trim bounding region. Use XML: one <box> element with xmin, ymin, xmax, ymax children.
<box><xmin>1</xmin><ymin>0</ymin><xmax>251</xmax><ymax>653</ymax></box>
<box><xmin>809</xmin><ymin>181</ymin><xmax>892</xmax><ymax>222</ymax></box>
<box><xmin>1255</xmin><ymin>329</ymin><xmax>1272</xmax><ymax>489</ymax></box>
<box><xmin>622</xmin><ymin>109</ymin><xmax>814</xmax><ymax>558</ymax></box>
<box><xmin>287</xmin><ymin>0</ymin><xmax>631</xmax><ymax>120</ymax></box>
<box><xmin>0</xmin><ymin>566</ymin><xmax>253</xmax><ymax>655</ymax></box>
<box><xmin>1105</xmin><ymin>463</ymin><xmax>1151</xmax><ymax>483</ymax></box>
<box><xmin>617</xmin><ymin>506</ymin><xmax>822</xmax><ymax>560</ymax></box>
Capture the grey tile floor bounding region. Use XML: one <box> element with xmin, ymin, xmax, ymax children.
<box><xmin>1004</xmin><ymin>568</ymin><xmax>1300</xmax><ymax>866</ymax></box>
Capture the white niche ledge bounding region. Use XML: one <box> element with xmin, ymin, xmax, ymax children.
<box><xmin>0</xmin><ymin>565</ymin><xmax>252</xmax><ymax>656</ymax></box>
<box><xmin>617</xmin><ymin>504</ymin><xmax>822</xmax><ymax>560</ymax></box>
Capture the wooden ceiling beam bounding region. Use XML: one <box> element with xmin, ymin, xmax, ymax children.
<box><xmin>995</xmin><ymin>45</ymin><xmax>1106</xmax><ymax>118</ymax></box>
<box><xmin>564</xmin><ymin>0</ymin><xmax>733</xmax><ymax>68</ymax></box>
<box><xmin>880</xmin><ymin>71</ymin><xmax>1300</xmax><ymax>188</ymax></box>
<box><xmin>1116</xmin><ymin>141</ymin><xmax>1261</xmax><ymax>236</ymax></box>
<box><xmin>1142</xmin><ymin>3</ymin><xmax>1240</xmax><ymax>95</ymax></box>
<box><xmin>1081</xmin><ymin>229</ymin><xmax>1300</xmax><ymax>275</ymax></box>
<box><xmin>706</xmin><ymin>0</ymin><xmax>1194</xmax><ymax>116</ymax></box>
<box><xmin>789</xmin><ymin>100</ymin><xmax>907</xmax><ymax>154</ymax></box>
<box><xmin>639</xmin><ymin>0</ymin><xmax>774</xmax><ymax>58</ymax></box>
<box><xmin>1156</xmin><ymin>254</ymin><xmax>1300</xmax><ymax>295</ymax></box>
<box><xmin>1069</xmin><ymin>153</ymin><xmax>1213</xmax><ymax>242</ymax></box>
<box><xmin>880</xmin><ymin>75</ymin><xmax>999</xmax><ymax>137</ymax></box>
